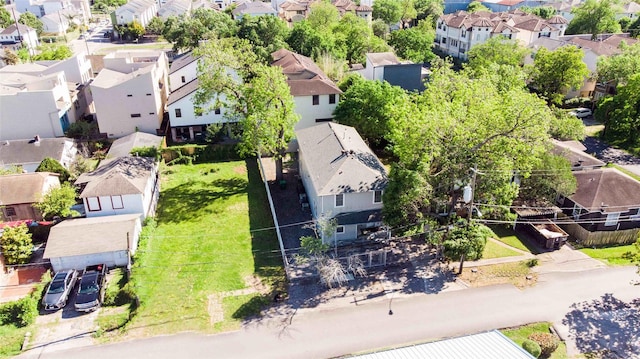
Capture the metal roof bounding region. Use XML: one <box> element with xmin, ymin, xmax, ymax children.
<box><xmin>349</xmin><ymin>330</ymin><xmax>535</xmax><ymax>359</ymax></box>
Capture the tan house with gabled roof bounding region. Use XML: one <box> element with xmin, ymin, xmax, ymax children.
<box><xmin>0</xmin><ymin>172</ymin><xmax>60</xmax><ymax>222</ymax></box>
<box><xmin>271</xmin><ymin>48</ymin><xmax>342</xmax><ymax>130</ymax></box>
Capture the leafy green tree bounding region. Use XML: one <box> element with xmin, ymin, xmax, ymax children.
<box><xmin>414</xmin><ymin>0</ymin><xmax>444</xmax><ymax>25</ymax></box>
<box><xmin>163</xmin><ymin>11</ymin><xmax>236</xmax><ymax>52</ymax></box>
<box><xmin>399</xmin><ymin>0</ymin><xmax>418</xmax><ymax>27</ymax></box>
<box><xmin>334</xmin><ymin>78</ymin><xmax>415</xmax><ymax>148</ymax></box>
<box><xmin>33</xmin><ymin>183</ymin><xmax>78</xmax><ymax>220</ymax></box>
<box><xmin>549</xmin><ymin>107</ymin><xmax>586</xmax><ymax>140</ymax></box>
<box><xmin>467</xmin><ymin>1</ymin><xmax>490</xmax><ymax>13</ymax></box>
<box><xmin>618</xmin><ymin>16</ymin><xmax>631</xmax><ymax>32</ymax></box>
<box><xmin>519</xmin><ymin>6</ymin><xmax>556</xmax><ymax>19</ymax></box>
<box><xmin>333</xmin><ymin>12</ymin><xmax>389</xmax><ymax>64</ymax></box>
<box><xmin>467</xmin><ymin>36</ymin><xmax>530</xmax><ymax>73</ymax></box>
<box><xmin>146</xmin><ymin>16</ymin><xmax>165</xmax><ymax>35</ymax></box>
<box><xmin>0</xmin><ymin>6</ymin><xmax>12</xmax><ymax>29</ymax></box>
<box><xmin>19</xmin><ymin>12</ymin><xmax>43</xmax><ymax>35</ymax></box>
<box><xmin>629</xmin><ymin>16</ymin><xmax>640</xmax><ymax>37</ymax></box>
<box><xmin>596</xmin><ymin>42</ymin><xmax>640</xmax><ymax>85</ymax></box>
<box><xmin>237</xmin><ymin>15</ymin><xmax>290</xmax><ymax>63</ymax></box>
<box><xmin>530</xmin><ymin>45</ymin><xmax>589</xmax><ymax>104</ymax></box>
<box><xmin>388</xmin><ymin>20</ymin><xmax>435</xmax><ymax>63</ymax></box>
<box><xmin>126</xmin><ymin>20</ymin><xmax>145</xmax><ymax>40</ymax></box>
<box><xmin>307</xmin><ymin>0</ymin><xmax>340</xmax><ymax>31</ymax></box>
<box><xmin>566</xmin><ymin>0</ymin><xmax>621</xmax><ymax>40</ymax></box>
<box><xmin>596</xmin><ymin>73</ymin><xmax>640</xmax><ymax>148</ymax></box>
<box><xmin>442</xmin><ymin>222</ymin><xmax>488</xmax><ymax>273</ymax></box>
<box><xmin>192</xmin><ymin>8</ymin><xmax>237</xmax><ymax>38</ymax></box>
<box><xmin>371</xmin><ymin>19</ymin><xmax>389</xmax><ymax>38</ymax></box>
<box><xmin>286</xmin><ymin>20</ymin><xmax>332</xmax><ymax>58</ymax></box>
<box><xmin>32</xmin><ymin>44</ymin><xmax>72</xmax><ymax>60</ymax></box>
<box><xmin>517</xmin><ymin>152</ymin><xmax>576</xmax><ymax>204</ymax></box>
<box><xmin>36</xmin><ymin>157</ymin><xmax>70</xmax><ymax>183</ymax></box>
<box><xmin>373</xmin><ymin>0</ymin><xmax>403</xmax><ymax>25</ymax></box>
<box><xmin>194</xmin><ymin>38</ymin><xmax>298</xmax><ymax>180</ymax></box>
<box><xmin>0</xmin><ymin>224</ymin><xmax>33</xmax><ymax>265</ymax></box>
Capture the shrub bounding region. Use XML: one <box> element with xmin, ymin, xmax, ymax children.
<box><xmin>529</xmin><ymin>332</ymin><xmax>560</xmax><ymax>357</ymax></box>
<box><xmin>522</xmin><ymin>339</ymin><xmax>542</xmax><ymax>358</ymax></box>
<box><xmin>526</xmin><ymin>258</ymin><xmax>539</xmax><ymax>267</ymax></box>
<box><xmin>36</xmin><ymin>157</ymin><xmax>70</xmax><ymax>183</ymax></box>
<box><xmin>0</xmin><ymin>224</ymin><xmax>33</xmax><ymax>264</ymax></box>
<box><xmin>0</xmin><ymin>296</ymin><xmax>38</xmax><ymax>327</ymax></box>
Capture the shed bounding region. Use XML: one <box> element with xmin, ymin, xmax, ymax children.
<box><xmin>43</xmin><ymin>214</ymin><xmax>142</xmax><ymax>272</ymax></box>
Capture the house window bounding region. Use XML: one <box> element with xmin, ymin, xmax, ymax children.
<box><xmin>373</xmin><ymin>190</ymin><xmax>382</xmax><ymax>204</ymax></box>
<box><xmin>4</xmin><ymin>206</ymin><xmax>16</xmax><ymax>217</ymax></box>
<box><xmin>461</xmin><ymin>29</ymin><xmax>467</xmax><ymax>38</ymax></box>
<box><xmin>175</xmin><ymin>108</ymin><xmax>182</xmax><ymax>117</ymax></box>
<box><xmin>312</xmin><ymin>95</ymin><xmax>319</xmax><ymax>106</ymax></box>
<box><xmin>127</xmin><ymin>94</ymin><xmax>132</xmax><ymax>97</ymax></box>
<box><xmin>335</xmin><ymin>193</ymin><xmax>344</xmax><ymax>207</ymax></box>
<box><xmin>329</xmin><ymin>94</ymin><xmax>336</xmax><ymax>104</ymax></box>
<box><xmin>87</xmin><ymin>197</ymin><xmax>101</xmax><ymax>212</ymax></box>
<box><xmin>214</xmin><ymin>108</ymin><xmax>221</xmax><ymax>115</ymax></box>
<box><xmin>442</xmin><ymin>38</ymin><xmax>447</xmax><ymax>44</ymax></box>
<box><xmin>149</xmin><ymin>112</ymin><xmax>155</xmax><ymax>115</ymax></box>
<box><xmin>336</xmin><ymin>226</ymin><xmax>344</xmax><ymax>234</ymax></box>
<box><xmin>181</xmin><ymin>75</ymin><xmax>186</xmax><ymax>83</ymax></box>
<box><xmin>604</xmin><ymin>213</ymin><xmax>620</xmax><ymax>226</ymax></box>
<box><xmin>131</xmin><ymin>113</ymin><xmax>141</xmax><ymax>118</ymax></box>
<box><xmin>111</xmin><ymin>195</ymin><xmax>124</xmax><ymax>209</ymax></box>
<box><xmin>451</xmin><ymin>39</ymin><xmax>458</xmax><ymax>47</ymax></box>
<box><xmin>146</xmin><ymin>93</ymin><xmax>152</xmax><ymax>96</ymax></box>
<box><xmin>315</xmin><ymin>118</ymin><xmax>333</xmax><ymax>122</ymax></box>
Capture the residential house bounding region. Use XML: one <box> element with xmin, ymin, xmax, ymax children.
<box><xmin>279</xmin><ymin>0</ymin><xmax>311</xmax><ymax>23</ymax></box>
<box><xmin>551</xmin><ymin>140</ymin><xmax>605</xmax><ymax>171</ymax></box>
<box><xmin>75</xmin><ymin>156</ymin><xmax>160</xmax><ymax>219</ymax></box>
<box><xmin>296</xmin><ymin>122</ymin><xmax>388</xmax><ymax>244</ymax></box>
<box><xmin>617</xmin><ymin>1</ymin><xmax>640</xmax><ymax>20</ymax></box>
<box><xmin>91</xmin><ymin>50</ymin><xmax>169</xmax><ymax>138</ymax></box>
<box><xmin>548</xmin><ymin>0</ymin><xmax>581</xmax><ymax>22</ymax></box>
<box><xmin>211</xmin><ymin>0</ymin><xmax>233</xmax><ymax>10</ymax></box>
<box><xmin>158</xmin><ymin>0</ymin><xmax>192</xmax><ymax>19</ymax></box>
<box><xmin>557</xmin><ymin>168</ymin><xmax>640</xmax><ymax>246</ymax></box>
<box><xmin>231</xmin><ymin>1</ymin><xmax>278</xmax><ymax>20</ymax></box>
<box><xmin>43</xmin><ymin>213</ymin><xmax>142</xmax><ymax>271</ymax></box>
<box><xmin>0</xmin><ymin>70</ymin><xmax>74</xmax><ymax>140</ymax></box>
<box><xmin>332</xmin><ymin>0</ymin><xmax>356</xmax><ymax>15</ymax></box>
<box><xmin>40</xmin><ymin>13</ymin><xmax>70</xmax><ymax>35</ymax></box>
<box><xmin>271</xmin><ymin>48</ymin><xmax>342</xmax><ymax>130</ymax></box>
<box><xmin>0</xmin><ymin>52</ymin><xmax>94</xmax><ymax>123</ymax></box>
<box><xmin>0</xmin><ymin>24</ymin><xmax>39</xmax><ymax>56</ymax></box>
<box><xmin>168</xmin><ymin>51</ymin><xmax>198</xmax><ymax>92</ymax></box>
<box><xmin>358</xmin><ymin>52</ymin><xmax>425</xmax><ymax>92</ymax></box>
<box><xmin>355</xmin><ymin>4</ymin><xmax>372</xmax><ymax>24</ymax></box>
<box><xmin>0</xmin><ymin>136</ymin><xmax>77</xmax><ymax>172</ymax></box>
<box><xmin>0</xmin><ymin>172</ymin><xmax>60</xmax><ymax>221</ymax></box>
<box><xmin>435</xmin><ymin>10</ymin><xmax>568</xmax><ymax>60</ymax></box>
<box><xmin>15</xmin><ymin>0</ymin><xmax>91</xmax><ymax>24</ymax></box>
<box><xmin>106</xmin><ymin>132</ymin><xmax>164</xmax><ymax>159</ymax></box>
<box><xmin>113</xmin><ymin>0</ymin><xmax>157</xmax><ymax>28</ymax></box>
<box><xmin>443</xmin><ymin>0</ymin><xmax>549</xmax><ymax>14</ymax></box>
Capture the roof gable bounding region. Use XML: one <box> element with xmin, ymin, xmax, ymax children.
<box><xmin>0</xmin><ymin>137</ymin><xmax>74</xmax><ymax>167</ymax></box>
<box><xmin>0</xmin><ymin>172</ymin><xmax>60</xmax><ymax>205</ymax></box>
<box><xmin>76</xmin><ymin>156</ymin><xmax>156</xmax><ymax>197</ymax></box>
<box><xmin>570</xmin><ymin>168</ymin><xmax>640</xmax><ymax>213</ymax></box>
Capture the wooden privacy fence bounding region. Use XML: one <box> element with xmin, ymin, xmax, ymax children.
<box><xmin>561</xmin><ymin>222</ymin><xmax>639</xmax><ymax>247</ymax></box>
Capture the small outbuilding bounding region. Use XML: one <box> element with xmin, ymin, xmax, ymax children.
<box><xmin>43</xmin><ymin>214</ymin><xmax>142</xmax><ymax>272</ymax></box>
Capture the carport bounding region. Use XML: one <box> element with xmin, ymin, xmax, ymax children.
<box><xmin>43</xmin><ymin>214</ymin><xmax>142</xmax><ymax>272</ymax></box>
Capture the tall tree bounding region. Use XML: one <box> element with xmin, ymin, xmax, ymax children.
<box><xmin>629</xmin><ymin>16</ymin><xmax>640</xmax><ymax>37</ymax></box>
<box><xmin>442</xmin><ymin>222</ymin><xmax>488</xmax><ymax>273</ymax></box>
<box><xmin>307</xmin><ymin>0</ymin><xmax>340</xmax><ymax>31</ymax></box>
<box><xmin>596</xmin><ymin>42</ymin><xmax>640</xmax><ymax>85</ymax></box>
<box><xmin>467</xmin><ymin>1</ymin><xmax>490</xmax><ymax>13</ymax></box>
<box><xmin>194</xmin><ymin>39</ymin><xmax>298</xmax><ymax>180</ymax></box>
<box><xmin>145</xmin><ymin>16</ymin><xmax>165</xmax><ymax>35</ymax></box>
<box><xmin>0</xmin><ymin>224</ymin><xmax>33</xmax><ymax>265</ymax></box>
<box><xmin>32</xmin><ymin>44</ymin><xmax>73</xmax><ymax>60</ymax></box>
<box><xmin>0</xmin><ymin>6</ymin><xmax>12</xmax><ymax>29</ymax></box>
<box><xmin>414</xmin><ymin>0</ymin><xmax>443</xmax><ymax>25</ymax></box>
<box><xmin>373</xmin><ymin>0</ymin><xmax>403</xmax><ymax>25</ymax></box>
<box><xmin>519</xmin><ymin>6</ymin><xmax>556</xmax><ymax>19</ymax></box>
<box><xmin>517</xmin><ymin>151</ymin><xmax>577</xmax><ymax>203</ymax></box>
<box><xmin>566</xmin><ymin>0</ymin><xmax>621</xmax><ymax>40</ymax></box>
<box><xmin>399</xmin><ymin>0</ymin><xmax>418</xmax><ymax>27</ymax></box>
<box><xmin>19</xmin><ymin>12</ymin><xmax>43</xmax><ymax>35</ymax></box>
<box><xmin>595</xmin><ymin>74</ymin><xmax>640</xmax><ymax>148</ymax></box>
<box><xmin>237</xmin><ymin>15</ymin><xmax>290</xmax><ymax>63</ymax></box>
<box><xmin>530</xmin><ymin>45</ymin><xmax>589</xmax><ymax>104</ymax></box>
<box><xmin>36</xmin><ymin>157</ymin><xmax>70</xmax><ymax>182</ymax></box>
<box><xmin>388</xmin><ymin>20</ymin><xmax>436</xmax><ymax>63</ymax></box>
<box><xmin>286</xmin><ymin>20</ymin><xmax>333</xmax><ymax>58</ymax></box>
<box><xmin>33</xmin><ymin>183</ymin><xmax>78</xmax><ymax>220</ymax></box>
<box><xmin>191</xmin><ymin>8</ymin><xmax>237</xmax><ymax>38</ymax></box>
<box><xmin>333</xmin><ymin>12</ymin><xmax>389</xmax><ymax>64</ymax></box>
<box><xmin>466</xmin><ymin>36</ymin><xmax>530</xmax><ymax>72</ymax></box>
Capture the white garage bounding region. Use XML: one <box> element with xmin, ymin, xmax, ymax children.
<box><xmin>43</xmin><ymin>214</ymin><xmax>142</xmax><ymax>272</ymax></box>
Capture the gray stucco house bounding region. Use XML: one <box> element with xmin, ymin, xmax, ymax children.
<box><xmin>296</xmin><ymin>122</ymin><xmax>388</xmax><ymax>245</ymax></box>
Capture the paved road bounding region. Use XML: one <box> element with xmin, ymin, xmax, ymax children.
<box><xmin>581</xmin><ymin>126</ymin><xmax>640</xmax><ymax>177</ymax></box>
<box><xmin>18</xmin><ymin>266</ymin><xmax>640</xmax><ymax>359</ymax></box>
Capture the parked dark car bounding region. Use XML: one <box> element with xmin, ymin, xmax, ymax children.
<box><xmin>74</xmin><ymin>264</ymin><xmax>107</xmax><ymax>312</ymax></box>
<box><xmin>42</xmin><ymin>270</ymin><xmax>78</xmax><ymax>311</ymax></box>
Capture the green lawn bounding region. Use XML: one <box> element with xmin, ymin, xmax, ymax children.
<box><xmin>501</xmin><ymin>322</ymin><xmax>567</xmax><ymax>359</ymax></box>
<box><xmin>128</xmin><ymin>160</ymin><xmax>284</xmax><ymax>335</ymax></box>
<box><xmin>482</xmin><ymin>239</ymin><xmax>523</xmax><ymax>259</ymax></box>
<box><xmin>579</xmin><ymin>244</ymin><xmax>637</xmax><ymax>266</ymax></box>
<box><xmin>0</xmin><ymin>324</ymin><xmax>31</xmax><ymax>359</ymax></box>
<box><xmin>489</xmin><ymin>225</ymin><xmax>537</xmax><ymax>254</ymax></box>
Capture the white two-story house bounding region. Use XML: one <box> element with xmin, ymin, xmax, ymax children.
<box><xmin>271</xmin><ymin>48</ymin><xmax>342</xmax><ymax>130</ymax></box>
<box><xmin>114</xmin><ymin>0</ymin><xmax>157</xmax><ymax>28</ymax></box>
<box><xmin>297</xmin><ymin>122</ymin><xmax>388</xmax><ymax>244</ymax></box>
<box><xmin>0</xmin><ymin>24</ymin><xmax>39</xmax><ymax>56</ymax></box>
<box><xmin>91</xmin><ymin>50</ymin><xmax>169</xmax><ymax>138</ymax></box>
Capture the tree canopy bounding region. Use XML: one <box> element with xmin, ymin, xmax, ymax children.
<box><xmin>530</xmin><ymin>45</ymin><xmax>589</xmax><ymax>104</ymax></box>
<box><xmin>596</xmin><ymin>42</ymin><xmax>640</xmax><ymax>85</ymax></box>
<box><xmin>467</xmin><ymin>1</ymin><xmax>490</xmax><ymax>13</ymax></box>
<box><xmin>0</xmin><ymin>224</ymin><xmax>32</xmax><ymax>265</ymax></box>
<box><xmin>32</xmin><ymin>44</ymin><xmax>72</xmax><ymax>61</ymax></box>
<box><xmin>33</xmin><ymin>183</ymin><xmax>78</xmax><ymax>220</ymax></box>
<box><xmin>373</xmin><ymin>0</ymin><xmax>403</xmax><ymax>25</ymax></box>
<box><xmin>18</xmin><ymin>12</ymin><xmax>43</xmax><ymax>35</ymax></box>
<box><xmin>36</xmin><ymin>157</ymin><xmax>70</xmax><ymax>183</ymax></box>
<box><xmin>388</xmin><ymin>20</ymin><xmax>435</xmax><ymax>63</ymax></box>
<box><xmin>566</xmin><ymin>0</ymin><xmax>621</xmax><ymax>40</ymax></box>
<box><xmin>466</xmin><ymin>36</ymin><xmax>530</xmax><ymax>73</ymax></box>
<box><xmin>162</xmin><ymin>10</ymin><xmax>237</xmax><ymax>52</ymax></box>
<box><xmin>595</xmin><ymin>73</ymin><xmax>640</xmax><ymax>149</ymax></box>
<box><xmin>0</xmin><ymin>7</ymin><xmax>12</xmax><ymax>29</ymax></box>
<box><xmin>237</xmin><ymin>15</ymin><xmax>290</xmax><ymax>63</ymax></box>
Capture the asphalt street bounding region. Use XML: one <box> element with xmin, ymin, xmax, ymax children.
<box><xmin>19</xmin><ymin>266</ymin><xmax>640</xmax><ymax>359</ymax></box>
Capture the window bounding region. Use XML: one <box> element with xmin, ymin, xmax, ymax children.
<box><xmin>315</xmin><ymin>118</ymin><xmax>333</xmax><ymax>122</ymax></box>
<box><xmin>373</xmin><ymin>190</ymin><xmax>382</xmax><ymax>204</ymax></box>
<box><xmin>149</xmin><ymin>112</ymin><xmax>155</xmax><ymax>115</ymax></box>
<box><xmin>451</xmin><ymin>39</ymin><xmax>458</xmax><ymax>47</ymax></box>
<box><xmin>175</xmin><ymin>108</ymin><xmax>182</xmax><ymax>117</ymax></box>
<box><xmin>111</xmin><ymin>195</ymin><xmax>124</xmax><ymax>209</ymax></box>
<box><xmin>4</xmin><ymin>206</ymin><xmax>16</xmax><ymax>217</ymax></box>
<box><xmin>131</xmin><ymin>113</ymin><xmax>141</xmax><ymax>118</ymax></box>
<box><xmin>442</xmin><ymin>38</ymin><xmax>447</xmax><ymax>44</ymax></box>
<box><xmin>87</xmin><ymin>197</ymin><xmax>101</xmax><ymax>212</ymax></box>
<box><xmin>335</xmin><ymin>193</ymin><xmax>344</xmax><ymax>207</ymax></box>
<box><xmin>336</xmin><ymin>226</ymin><xmax>345</xmax><ymax>234</ymax></box>
<box><xmin>146</xmin><ymin>93</ymin><xmax>152</xmax><ymax>96</ymax></box>
<box><xmin>329</xmin><ymin>94</ymin><xmax>336</xmax><ymax>104</ymax></box>
<box><xmin>181</xmin><ymin>75</ymin><xmax>186</xmax><ymax>83</ymax></box>
<box><xmin>461</xmin><ymin>29</ymin><xmax>467</xmax><ymax>38</ymax></box>
<box><xmin>604</xmin><ymin>213</ymin><xmax>620</xmax><ymax>226</ymax></box>
<box><xmin>214</xmin><ymin>108</ymin><xmax>221</xmax><ymax>115</ymax></box>
<box><xmin>127</xmin><ymin>94</ymin><xmax>132</xmax><ymax>97</ymax></box>
<box><xmin>312</xmin><ymin>95</ymin><xmax>319</xmax><ymax>105</ymax></box>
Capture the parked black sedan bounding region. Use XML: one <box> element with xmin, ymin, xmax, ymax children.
<box><xmin>74</xmin><ymin>264</ymin><xmax>107</xmax><ymax>312</ymax></box>
<box><xmin>42</xmin><ymin>270</ymin><xmax>78</xmax><ymax>311</ymax></box>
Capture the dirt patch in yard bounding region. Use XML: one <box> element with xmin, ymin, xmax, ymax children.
<box><xmin>457</xmin><ymin>261</ymin><xmax>537</xmax><ymax>289</ymax></box>
<box><xmin>207</xmin><ymin>276</ymin><xmax>271</xmax><ymax>324</ymax></box>
<box><xmin>233</xmin><ymin>165</ymin><xmax>247</xmax><ymax>175</ymax></box>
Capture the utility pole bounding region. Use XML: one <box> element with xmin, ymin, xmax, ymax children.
<box><xmin>460</xmin><ymin>164</ymin><xmax>482</xmax><ymax>274</ymax></box>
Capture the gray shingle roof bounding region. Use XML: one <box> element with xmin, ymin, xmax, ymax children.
<box><xmin>571</xmin><ymin>168</ymin><xmax>640</xmax><ymax>213</ymax></box>
<box><xmin>43</xmin><ymin>214</ymin><xmax>140</xmax><ymax>258</ymax></box>
<box><xmin>0</xmin><ymin>137</ymin><xmax>74</xmax><ymax>168</ymax></box>
<box><xmin>167</xmin><ymin>78</ymin><xmax>199</xmax><ymax>106</ymax></box>
<box><xmin>107</xmin><ymin>132</ymin><xmax>164</xmax><ymax>158</ymax></box>
<box><xmin>76</xmin><ymin>156</ymin><xmax>156</xmax><ymax>198</ymax></box>
<box><xmin>296</xmin><ymin>123</ymin><xmax>387</xmax><ymax>196</ymax></box>
<box><xmin>0</xmin><ymin>172</ymin><xmax>59</xmax><ymax>205</ymax></box>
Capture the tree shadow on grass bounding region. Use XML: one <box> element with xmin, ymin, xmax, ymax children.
<box><xmin>156</xmin><ymin>177</ymin><xmax>248</xmax><ymax>224</ymax></box>
<box><xmin>562</xmin><ymin>293</ymin><xmax>640</xmax><ymax>358</ymax></box>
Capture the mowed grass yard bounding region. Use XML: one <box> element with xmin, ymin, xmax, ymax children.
<box><xmin>129</xmin><ymin>160</ymin><xmax>284</xmax><ymax>335</ymax></box>
<box><xmin>579</xmin><ymin>244</ymin><xmax>637</xmax><ymax>266</ymax></box>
